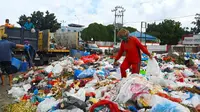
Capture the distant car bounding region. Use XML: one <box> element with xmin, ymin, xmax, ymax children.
<box><xmin>85</xmin><ymin>43</ymin><xmax>103</xmax><ymax>54</ymax></box>
<box><xmin>113</xmin><ymin>43</ymin><xmax>121</xmax><ymax>53</ymax></box>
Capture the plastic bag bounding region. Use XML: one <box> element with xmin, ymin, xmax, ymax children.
<box><xmin>44</xmin><ymin>65</ymin><xmax>54</xmax><ymax>73</ymax></box>
<box><xmin>53</xmin><ymin>108</ymin><xmax>83</xmax><ymax>112</ymax></box>
<box><xmin>8</xmin><ymin>87</ymin><xmax>27</xmax><ymax>98</ymax></box>
<box><xmin>59</xmin><ymin>96</ymin><xmax>87</xmax><ymax>112</ymax></box>
<box><xmin>74</xmin><ymin>69</ymin><xmax>83</xmax><ymax>80</ymax></box>
<box><xmin>37</xmin><ymin>97</ymin><xmax>59</xmax><ymax>112</ymax></box>
<box><xmin>189</xmin><ymin>94</ymin><xmax>200</xmax><ymax>107</ymax></box>
<box><xmin>109</xmin><ymin>68</ymin><xmax>121</xmax><ymax>79</ymax></box>
<box><xmin>149</xmin><ymin>76</ymin><xmax>167</xmax><ymax>87</ymax></box>
<box><xmin>150</xmin><ymin>95</ymin><xmax>190</xmax><ymax>112</ymax></box>
<box><xmin>183</xmin><ymin>69</ymin><xmax>194</xmax><ymax>77</ymax></box>
<box><xmin>84</xmin><ymin>79</ymin><xmax>98</xmax><ymax>88</ymax></box>
<box><xmin>52</xmin><ymin>64</ymin><xmax>63</xmax><ymax>76</ymax></box>
<box><xmin>115</xmin><ymin>78</ymin><xmax>136</xmax><ymax>103</ymax></box>
<box><xmin>23</xmin><ymin>84</ymin><xmax>31</xmax><ymax>92</ymax></box>
<box><xmin>146</xmin><ymin>58</ymin><xmax>161</xmax><ymax>77</ymax></box>
<box><xmin>65</xmin><ymin>88</ymin><xmax>86</xmax><ymax>101</ymax></box>
<box><xmin>31</xmin><ymin>28</ymin><xmax>36</xmax><ymax>33</ymax></box>
<box><xmin>77</xmin><ymin>68</ymin><xmax>95</xmax><ymax>79</ymax></box>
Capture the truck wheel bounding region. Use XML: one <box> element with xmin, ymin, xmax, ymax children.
<box><xmin>40</xmin><ymin>57</ymin><xmax>44</xmax><ymax>65</ymax></box>
<box><xmin>35</xmin><ymin>56</ymin><xmax>44</xmax><ymax>66</ymax></box>
<box><xmin>48</xmin><ymin>57</ymin><xmax>53</xmax><ymax>64</ymax></box>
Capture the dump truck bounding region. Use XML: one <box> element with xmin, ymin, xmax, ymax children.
<box><xmin>0</xmin><ymin>26</ymin><xmax>79</xmax><ymax>65</ymax></box>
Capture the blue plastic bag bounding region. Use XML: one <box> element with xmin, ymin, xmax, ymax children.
<box><xmin>77</xmin><ymin>68</ymin><xmax>95</xmax><ymax>79</ymax></box>
<box><xmin>74</xmin><ymin>69</ymin><xmax>83</xmax><ymax>80</ymax></box>
<box><xmin>151</xmin><ymin>101</ymin><xmax>189</xmax><ymax>112</ymax></box>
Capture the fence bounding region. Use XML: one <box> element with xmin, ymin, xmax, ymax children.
<box><xmin>95</xmin><ymin>41</ymin><xmax>114</xmax><ymax>47</ymax></box>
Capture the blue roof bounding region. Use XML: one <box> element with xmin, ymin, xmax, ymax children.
<box><xmin>129</xmin><ymin>31</ymin><xmax>156</xmax><ymax>41</ymax></box>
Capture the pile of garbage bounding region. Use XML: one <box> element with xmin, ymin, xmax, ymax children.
<box><xmin>4</xmin><ymin>53</ymin><xmax>200</xmax><ymax>112</ymax></box>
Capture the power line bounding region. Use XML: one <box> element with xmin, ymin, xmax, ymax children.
<box><xmin>124</xmin><ymin>14</ymin><xmax>196</xmax><ymax>24</ymax></box>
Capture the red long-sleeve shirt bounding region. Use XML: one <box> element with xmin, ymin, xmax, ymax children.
<box><xmin>115</xmin><ymin>36</ymin><xmax>150</xmax><ymax>63</ymax></box>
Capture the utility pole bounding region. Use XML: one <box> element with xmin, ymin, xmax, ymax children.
<box><xmin>112</xmin><ymin>6</ymin><xmax>126</xmax><ymax>45</ymax></box>
<box><xmin>60</xmin><ymin>20</ymin><xmax>66</xmax><ymax>26</ymax></box>
<box><xmin>140</xmin><ymin>21</ymin><xmax>147</xmax><ymax>46</ymax></box>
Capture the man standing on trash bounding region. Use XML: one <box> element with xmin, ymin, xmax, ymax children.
<box><xmin>0</xmin><ymin>34</ymin><xmax>30</xmax><ymax>86</ymax></box>
<box><xmin>114</xmin><ymin>28</ymin><xmax>153</xmax><ymax>78</ymax></box>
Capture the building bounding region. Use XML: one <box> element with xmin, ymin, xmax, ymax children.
<box><xmin>60</xmin><ymin>24</ymin><xmax>85</xmax><ymax>40</ymax></box>
<box><xmin>182</xmin><ymin>34</ymin><xmax>200</xmax><ymax>46</ymax></box>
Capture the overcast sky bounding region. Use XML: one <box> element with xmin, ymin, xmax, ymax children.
<box><xmin>0</xmin><ymin>0</ymin><xmax>199</xmax><ymax>30</ymax></box>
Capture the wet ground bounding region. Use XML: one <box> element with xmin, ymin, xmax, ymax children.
<box><xmin>0</xmin><ymin>76</ymin><xmax>14</xmax><ymax>112</ymax></box>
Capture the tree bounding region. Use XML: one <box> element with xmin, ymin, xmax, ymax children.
<box><xmin>191</xmin><ymin>13</ymin><xmax>200</xmax><ymax>34</ymax></box>
<box><xmin>146</xmin><ymin>20</ymin><xmax>187</xmax><ymax>45</ymax></box>
<box><xmin>81</xmin><ymin>23</ymin><xmax>137</xmax><ymax>41</ymax></box>
<box><xmin>123</xmin><ymin>26</ymin><xmax>137</xmax><ymax>33</ymax></box>
<box><xmin>18</xmin><ymin>11</ymin><xmax>61</xmax><ymax>32</ymax></box>
<box><xmin>81</xmin><ymin>23</ymin><xmax>110</xmax><ymax>41</ymax></box>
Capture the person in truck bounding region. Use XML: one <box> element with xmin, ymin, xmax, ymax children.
<box><xmin>24</xmin><ymin>18</ymin><xmax>35</xmax><ymax>30</ymax></box>
<box><xmin>5</xmin><ymin>19</ymin><xmax>14</xmax><ymax>28</ymax></box>
<box><xmin>114</xmin><ymin>28</ymin><xmax>152</xmax><ymax>78</ymax></box>
<box><xmin>0</xmin><ymin>34</ymin><xmax>29</xmax><ymax>86</ymax></box>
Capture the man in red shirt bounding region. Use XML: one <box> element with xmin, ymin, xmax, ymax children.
<box><xmin>114</xmin><ymin>28</ymin><xmax>152</xmax><ymax>78</ymax></box>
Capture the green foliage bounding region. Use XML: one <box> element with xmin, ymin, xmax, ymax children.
<box><xmin>123</xmin><ymin>26</ymin><xmax>137</xmax><ymax>33</ymax></box>
<box><xmin>191</xmin><ymin>13</ymin><xmax>200</xmax><ymax>34</ymax></box>
<box><xmin>18</xmin><ymin>11</ymin><xmax>61</xmax><ymax>32</ymax></box>
<box><xmin>146</xmin><ymin>19</ymin><xmax>188</xmax><ymax>45</ymax></box>
<box><xmin>81</xmin><ymin>23</ymin><xmax>137</xmax><ymax>41</ymax></box>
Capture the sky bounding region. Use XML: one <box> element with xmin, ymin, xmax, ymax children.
<box><xmin>0</xmin><ymin>0</ymin><xmax>200</xmax><ymax>30</ymax></box>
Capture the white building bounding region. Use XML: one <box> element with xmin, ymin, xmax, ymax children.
<box><xmin>60</xmin><ymin>24</ymin><xmax>85</xmax><ymax>41</ymax></box>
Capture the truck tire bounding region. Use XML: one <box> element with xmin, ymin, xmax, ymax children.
<box><xmin>34</xmin><ymin>55</ymin><xmax>44</xmax><ymax>66</ymax></box>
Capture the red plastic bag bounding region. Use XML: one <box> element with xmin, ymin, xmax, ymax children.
<box><xmin>90</xmin><ymin>100</ymin><xmax>120</xmax><ymax>112</ymax></box>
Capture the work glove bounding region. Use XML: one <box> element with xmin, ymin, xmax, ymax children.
<box><xmin>24</xmin><ymin>45</ymin><xmax>30</xmax><ymax>51</ymax></box>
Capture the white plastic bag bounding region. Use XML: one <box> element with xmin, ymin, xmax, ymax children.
<box><xmin>44</xmin><ymin>65</ymin><xmax>54</xmax><ymax>73</ymax></box>
<box><xmin>149</xmin><ymin>76</ymin><xmax>167</xmax><ymax>87</ymax></box>
<box><xmin>109</xmin><ymin>68</ymin><xmax>121</xmax><ymax>79</ymax></box>
<box><xmin>183</xmin><ymin>69</ymin><xmax>194</xmax><ymax>77</ymax></box>
<box><xmin>52</xmin><ymin>64</ymin><xmax>63</xmax><ymax>76</ymax></box>
<box><xmin>146</xmin><ymin>58</ymin><xmax>161</xmax><ymax>77</ymax></box>
<box><xmin>8</xmin><ymin>87</ymin><xmax>27</xmax><ymax>98</ymax></box>
<box><xmin>31</xmin><ymin>28</ymin><xmax>36</xmax><ymax>33</ymax></box>
<box><xmin>23</xmin><ymin>84</ymin><xmax>31</xmax><ymax>92</ymax></box>
<box><xmin>65</xmin><ymin>88</ymin><xmax>86</xmax><ymax>101</ymax></box>
<box><xmin>115</xmin><ymin>78</ymin><xmax>135</xmax><ymax>103</ymax></box>
<box><xmin>37</xmin><ymin>97</ymin><xmax>59</xmax><ymax>112</ymax></box>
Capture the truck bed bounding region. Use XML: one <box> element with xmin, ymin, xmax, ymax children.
<box><xmin>0</xmin><ymin>27</ymin><xmax>38</xmax><ymax>50</ymax></box>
